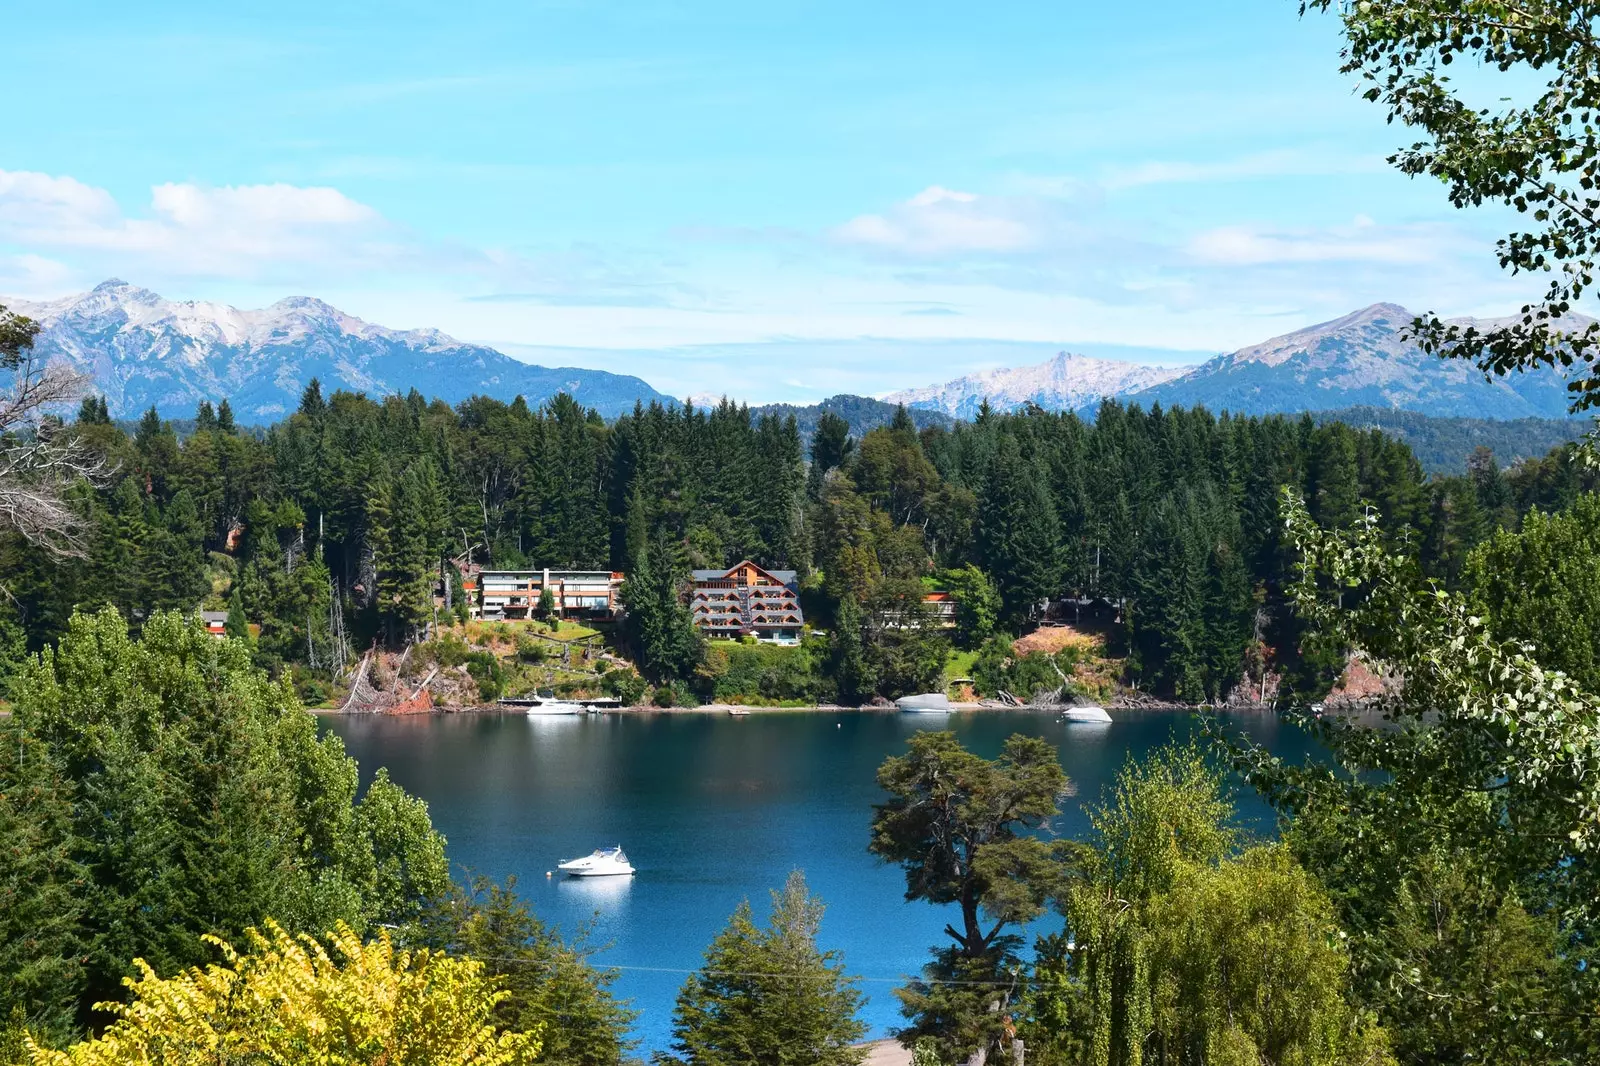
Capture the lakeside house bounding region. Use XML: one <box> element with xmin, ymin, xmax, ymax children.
<box><xmin>690</xmin><ymin>561</ymin><xmax>804</xmax><ymax>644</ymax></box>
<box><xmin>475</xmin><ymin>569</ymin><xmax>625</xmax><ymax>622</ymax></box>
<box><xmin>201</xmin><ymin>610</ymin><xmax>228</xmax><ymax>637</ymax></box>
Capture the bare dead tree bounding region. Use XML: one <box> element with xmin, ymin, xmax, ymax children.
<box><xmin>0</xmin><ymin>302</ymin><xmax>112</xmax><ymax>558</ymax></box>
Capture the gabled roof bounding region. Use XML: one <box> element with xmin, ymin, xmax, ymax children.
<box><xmin>691</xmin><ymin>560</ymin><xmax>798</xmax><ymax>586</ymax></box>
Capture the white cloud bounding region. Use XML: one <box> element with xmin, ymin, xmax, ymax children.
<box><xmin>1100</xmin><ymin>148</ymin><xmax>1387</xmax><ymax>190</ymax></box>
<box><xmin>1185</xmin><ymin>221</ymin><xmax>1447</xmax><ymax>266</ymax></box>
<box><xmin>0</xmin><ymin>169</ymin><xmax>399</xmax><ymax>279</ymax></box>
<box><xmin>833</xmin><ymin>185</ymin><xmax>1040</xmax><ymax>255</ymax></box>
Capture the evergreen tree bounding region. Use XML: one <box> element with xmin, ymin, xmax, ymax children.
<box><xmin>298</xmin><ymin>378</ymin><xmax>325</xmax><ymax>417</ymax></box>
<box><xmin>827</xmin><ymin>593</ymin><xmax>876</xmax><ymax>704</ymax></box>
<box><xmin>1467</xmin><ymin>493</ymin><xmax>1600</xmax><ymax>692</ymax></box>
<box><xmin>977</xmin><ymin>436</ymin><xmax>1060</xmax><ymax>625</ymax></box>
<box><xmin>871</xmin><ymin>732</ymin><xmax>1066</xmax><ymax>1059</ymax></box>
<box><xmin>216</xmin><ymin>397</ymin><xmax>235</xmax><ymax>434</ymax></box>
<box><xmin>621</xmin><ymin>529</ymin><xmax>702</xmax><ymax>682</ymax></box>
<box><xmin>225</xmin><ymin>586</ymin><xmax>249</xmax><ymax>641</ymax></box>
<box><xmin>4</xmin><ymin>608</ymin><xmax>451</xmax><ymax>1029</ymax></box>
<box><xmin>662</xmin><ymin>871</ymin><xmax>866</xmax><ymax>1066</ymax></box>
<box><xmin>194</xmin><ymin>401</ymin><xmax>216</xmax><ymax>433</ymax></box>
<box><xmin>422</xmin><ymin>875</ymin><xmax>637</xmax><ymax>1066</ymax></box>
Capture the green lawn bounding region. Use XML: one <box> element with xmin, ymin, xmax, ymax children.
<box><xmin>944</xmin><ymin>648</ymin><xmax>979</xmax><ymax>684</ymax></box>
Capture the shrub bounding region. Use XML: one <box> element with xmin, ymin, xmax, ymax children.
<box><xmin>25</xmin><ymin>922</ymin><xmax>542</xmax><ymax>1066</ymax></box>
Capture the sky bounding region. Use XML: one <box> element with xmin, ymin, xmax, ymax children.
<box><xmin>0</xmin><ymin>0</ymin><xmax>1534</xmax><ymax>402</ymax></box>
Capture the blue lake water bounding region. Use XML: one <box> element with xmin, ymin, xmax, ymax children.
<box><xmin>325</xmin><ymin>708</ymin><xmax>1316</xmax><ymax>1055</ymax></box>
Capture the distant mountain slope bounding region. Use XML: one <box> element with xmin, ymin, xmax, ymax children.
<box><xmin>751</xmin><ymin>394</ymin><xmax>955</xmax><ymax>446</ymax></box>
<box><xmin>8</xmin><ymin>279</ymin><xmax>671</xmax><ymax>420</ymax></box>
<box><xmin>887</xmin><ymin>303</ymin><xmax>1587</xmax><ymax>421</ymax></box>
<box><xmin>1135</xmin><ymin>303</ymin><xmax>1585</xmax><ymax>419</ymax></box>
<box><xmin>884</xmin><ymin>350</ymin><xmax>1186</xmax><ymax>417</ymax></box>
<box><xmin>1310</xmin><ymin>406</ymin><xmax>1589</xmax><ymax>475</ymax></box>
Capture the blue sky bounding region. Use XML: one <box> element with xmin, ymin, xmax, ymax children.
<box><xmin>1</xmin><ymin>0</ymin><xmax>1529</xmax><ymax>401</ymax></box>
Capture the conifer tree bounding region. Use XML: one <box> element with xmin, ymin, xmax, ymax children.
<box><xmin>621</xmin><ymin>528</ymin><xmax>701</xmax><ymax>682</ymax></box>
<box><xmin>977</xmin><ymin>435</ymin><xmax>1060</xmax><ymax>625</ymax></box>
<box><xmin>663</xmin><ymin>871</ymin><xmax>866</xmax><ymax>1066</ymax></box>
<box><xmin>225</xmin><ymin>586</ymin><xmax>249</xmax><ymax>642</ymax></box>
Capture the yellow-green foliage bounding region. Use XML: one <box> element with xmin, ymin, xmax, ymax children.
<box><xmin>26</xmin><ymin>922</ymin><xmax>541</xmax><ymax>1066</ymax></box>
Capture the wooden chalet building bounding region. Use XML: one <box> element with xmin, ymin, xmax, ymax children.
<box><xmin>689</xmin><ymin>561</ymin><xmax>804</xmax><ymax>644</ymax></box>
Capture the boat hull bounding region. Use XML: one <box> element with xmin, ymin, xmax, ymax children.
<box><xmin>1062</xmin><ymin>706</ymin><xmax>1113</xmax><ymax>724</ymax></box>
<box><xmin>896</xmin><ymin>693</ymin><xmax>952</xmax><ymax>713</ymax></box>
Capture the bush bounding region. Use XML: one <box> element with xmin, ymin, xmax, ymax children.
<box><xmin>24</xmin><ymin>922</ymin><xmax>543</xmax><ymax>1066</ymax></box>
<box><xmin>602</xmin><ymin>669</ymin><xmax>647</xmax><ymax>706</ymax></box>
<box><xmin>464</xmin><ymin>650</ymin><xmax>504</xmax><ymax>702</ymax></box>
<box><xmin>697</xmin><ymin>641</ymin><xmax>826</xmax><ymax>705</ymax></box>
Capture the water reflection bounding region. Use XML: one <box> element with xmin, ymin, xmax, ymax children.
<box><xmin>557</xmin><ymin>873</ymin><xmax>633</xmax><ymax>909</ymax></box>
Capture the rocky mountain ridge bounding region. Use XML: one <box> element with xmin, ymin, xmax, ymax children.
<box><xmin>889</xmin><ymin>303</ymin><xmax>1591</xmax><ymax>420</ymax></box>
<box><xmin>7</xmin><ymin>280</ymin><xmax>670</xmax><ymax>420</ymax></box>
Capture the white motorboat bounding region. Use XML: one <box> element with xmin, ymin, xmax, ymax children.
<box><xmin>896</xmin><ymin>693</ymin><xmax>952</xmax><ymax>713</ymax></box>
<box><xmin>728</xmin><ymin>708</ymin><xmax>751</xmax><ymax>717</ymax></box>
<box><xmin>525</xmin><ymin>698</ymin><xmax>584</xmax><ymax>716</ymax></box>
<box><xmin>1060</xmin><ymin>705</ymin><xmax>1112</xmax><ymax>724</ymax></box>
<box><xmin>558</xmin><ymin>846</ymin><xmax>636</xmax><ymax>877</ymax></box>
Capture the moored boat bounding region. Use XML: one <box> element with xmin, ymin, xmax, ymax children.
<box><xmin>558</xmin><ymin>845</ymin><xmax>636</xmax><ymax>877</ymax></box>
<box><xmin>728</xmin><ymin>708</ymin><xmax>751</xmax><ymax>717</ymax></box>
<box><xmin>896</xmin><ymin>693</ymin><xmax>952</xmax><ymax>713</ymax></box>
<box><xmin>1060</xmin><ymin>705</ymin><xmax>1112</xmax><ymax>724</ymax></box>
<box><xmin>525</xmin><ymin>697</ymin><xmax>584</xmax><ymax>716</ymax></box>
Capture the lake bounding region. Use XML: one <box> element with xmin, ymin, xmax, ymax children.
<box><xmin>326</xmin><ymin>708</ymin><xmax>1316</xmax><ymax>1054</ymax></box>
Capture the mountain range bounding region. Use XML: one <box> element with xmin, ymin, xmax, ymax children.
<box><xmin>887</xmin><ymin>303</ymin><xmax>1588</xmax><ymax>421</ymax></box>
<box><xmin>7</xmin><ymin>280</ymin><xmax>670</xmax><ymax>420</ymax></box>
<box><xmin>3</xmin><ymin>282</ymin><xmax>1592</xmax><ymax>427</ymax></box>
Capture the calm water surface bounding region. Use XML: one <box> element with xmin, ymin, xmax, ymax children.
<box><xmin>326</xmin><ymin>709</ymin><xmax>1316</xmax><ymax>1053</ymax></box>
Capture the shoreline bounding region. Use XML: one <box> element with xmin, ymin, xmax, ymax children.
<box><xmin>306</xmin><ymin>700</ymin><xmax>1281</xmax><ymax>717</ymax></box>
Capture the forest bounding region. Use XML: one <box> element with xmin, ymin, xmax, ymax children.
<box><xmin>1</xmin><ymin>380</ymin><xmax>1596</xmax><ymax>709</ymax></box>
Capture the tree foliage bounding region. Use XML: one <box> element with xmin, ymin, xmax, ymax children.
<box><xmin>0</xmin><ymin>608</ymin><xmax>451</xmax><ymax>1032</ymax></box>
<box><xmin>1466</xmin><ymin>491</ymin><xmax>1600</xmax><ymax>692</ymax></box>
<box><xmin>1030</xmin><ymin>746</ymin><xmax>1391</xmax><ymax>1066</ymax></box>
<box><xmin>661</xmin><ymin>871</ymin><xmax>866</xmax><ymax>1066</ymax></box>
<box><xmin>1234</xmin><ymin>490</ymin><xmax>1600</xmax><ymax>1062</ymax></box>
<box><xmin>24</xmin><ymin>921</ymin><xmax>542</xmax><ymax>1066</ymax></box>
<box><xmin>1306</xmin><ymin>0</ymin><xmax>1600</xmax><ymax>410</ymax></box>
<box><xmin>870</xmin><ymin>732</ymin><xmax>1066</xmax><ymax>1057</ymax></box>
<box><xmin>421</xmin><ymin>875</ymin><xmax>637</xmax><ymax>1066</ymax></box>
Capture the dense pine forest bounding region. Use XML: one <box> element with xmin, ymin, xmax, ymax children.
<box><xmin>2</xmin><ymin>381</ymin><xmax>1595</xmax><ymax>706</ymax></box>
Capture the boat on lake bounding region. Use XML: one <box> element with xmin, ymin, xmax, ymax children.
<box><xmin>728</xmin><ymin>708</ymin><xmax>751</xmax><ymax>717</ymax></box>
<box><xmin>1060</xmin><ymin>705</ymin><xmax>1112</xmax><ymax>724</ymax></box>
<box><xmin>896</xmin><ymin>693</ymin><xmax>952</xmax><ymax>713</ymax></box>
<box><xmin>558</xmin><ymin>845</ymin><xmax>636</xmax><ymax>877</ymax></box>
<box><xmin>525</xmin><ymin>697</ymin><xmax>584</xmax><ymax>716</ymax></box>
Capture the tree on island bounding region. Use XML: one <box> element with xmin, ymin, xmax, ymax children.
<box><xmin>660</xmin><ymin>871</ymin><xmax>866</xmax><ymax>1066</ymax></box>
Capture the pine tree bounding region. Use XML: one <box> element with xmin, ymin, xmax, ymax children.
<box><xmin>620</xmin><ymin>529</ymin><xmax>702</xmax><ymax>682</ymax></box>
<box><xmin>977</xmin><ymin>435</ymin><xmax>1060</xmax><ymax>625</ymax></box>
<box><xmin>216</xmin><ymin>398</ymin><xmax>236</xmax><ymax>434</ymax></box>
<box><xmin>663</xmin><ymin>871</ymin><xmax>866</xmax><ymax>1066</ymax></box>
<box><xmin>298</xmin><ymin>378</ymin><xmax>325</xmax><ymax>417</ymax></box>
<box><xmin>225</xmin><ymin>586</ymin><xmax>249</xmax><ymax>641</ymax></box>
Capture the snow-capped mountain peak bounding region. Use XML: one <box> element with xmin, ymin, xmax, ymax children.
<box><xmin>883</xmin><ymin>349</ymin><xmax>1187</xmax><ymax>418</ymax></box>
<box><xmin>6</xmin><ymin>280</ymin><xmax>669</xmax><ymax>420</ymax></box>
